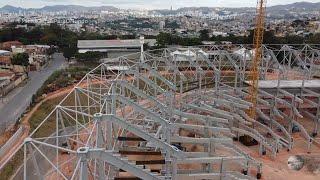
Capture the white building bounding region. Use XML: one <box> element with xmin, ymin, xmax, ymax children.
<box><xmin>159</xmin><ymin>21</ymin><xmax>166</xmax><ymax>30</ymax></box>
<box><xmin>77</xmin><ymin>39</ymin><xmax>156</xmax><ymax>58</ymax></box>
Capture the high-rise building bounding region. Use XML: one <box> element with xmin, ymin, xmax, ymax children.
<box><xmin>159</xmin><ymin>21</ymin><xmax>165</xmax><ymax>30</ymax></box>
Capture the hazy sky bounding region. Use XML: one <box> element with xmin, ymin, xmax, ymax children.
<box><xmin>1</xmin><ymin>0</ymin><xmax>320</xmax><ymax>9</ymax></box>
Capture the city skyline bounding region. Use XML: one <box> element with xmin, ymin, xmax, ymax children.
<box><xmin>1</xmin><ymin>0</ymin><xmax>320</xmax><ymax>9</ymax></box>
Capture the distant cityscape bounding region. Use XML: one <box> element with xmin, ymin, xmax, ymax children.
<box><xmin>0</xmin><ymin>2</ymin><xmax>319</xmax><ymax>38</ymax></box>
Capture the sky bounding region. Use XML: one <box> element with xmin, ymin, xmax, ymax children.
<box><xmin>1</xmin><ymin>0</ymin><xmax>320</xmax><ymax>9</ymax></box>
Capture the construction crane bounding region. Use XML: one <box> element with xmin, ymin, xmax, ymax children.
<box><xmin>248</xmin><ymin>0</ymin><xmax>267</xmax><ymax>120</ymax></box>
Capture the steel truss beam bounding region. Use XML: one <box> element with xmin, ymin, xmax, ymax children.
<box><xmin>7</xmin><ymin>45</ymin><xmax>320</xmax><ymax>180</ymax></box>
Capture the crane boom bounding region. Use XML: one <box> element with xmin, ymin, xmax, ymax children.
<box><xmin>248</xmin><ymin>0</ymin><xmax>267</xmax><ymax>120</ymax></box>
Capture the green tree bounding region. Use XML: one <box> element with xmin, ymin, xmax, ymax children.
<box><xmin>199</xmin><ymin>29</ymin><xmax>210</xmax><ymax>41</ymax></box>
<box><xmin>307</xmin><ymin>33</ymin><xmax>320</xmax><ymax>44</ymax></box>
<box><xmin>156</xmin><ymin>32</ymin><xmax>203</xmax><ymax>47</ymax></box>
<box><xmin>165</xmin><ymin>20</ymin><xmax>180</xmax><ymax>29</ymax></box>
<box><xmin>40</xmin><ymin>33</ymin><xmax>59</xmax><ymax>46</ymax></box>
<box><xmin>156</xmin><ymin>32</ymin><xmax>172</xmax><ymax>47</ymax></box>
<box><xmin>62</xmin><ymin>47</ymin><xmax>77</xmax><ymax>60</ymax></box>
<box><xmin>46</xmin><ymin>47</ymin><xmax>56</xmax><ymax>56</ymax></box>
<box><xmin>11</xmin><ymin>53</ymin><xmax>29</xmax><ymax>66</ymax></box>
<box><xmin>11</xmin><ymin>53</ymin><xmax>30</xmax><ymax>76</ymax></box>
<box><xmin>283</xmin><ymin>35</ymin><xmax>304</xmax><ymax>44</ymax></box>
<box><xmin>75</xmin><ymin>52</ymin><xmax>104</xmax><ymax>61</ymax></box>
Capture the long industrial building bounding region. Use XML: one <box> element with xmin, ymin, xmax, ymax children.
<box><xmin>77</xmin><ymin>39</ymin><xmax>157</xmax><ymax>58</ymax></box>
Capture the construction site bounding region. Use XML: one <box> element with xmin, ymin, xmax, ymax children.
<box><xmin>0</xmin><ymin>42</ymin><xmax>317</xmax><ymax>180</ymax></box>
<box><xmin>1</xmin><ymin>1</ymin><xmax>320</xmax><ymax>180</ymax></box>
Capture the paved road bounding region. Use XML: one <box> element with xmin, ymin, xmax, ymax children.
<box><xmin>0</xmin><ymin>53</ymin><xmax>66</xmax><ymax>132</ymax></box>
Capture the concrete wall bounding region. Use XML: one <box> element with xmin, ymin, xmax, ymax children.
<box><xmin>0</xmin><ymin>74</ymin><xmax>27</xmax><ymax>96</ymax></box>
<box><xmin>14</xmin><ymin>74</ymin><xmax>27</xmax><ymax>87</ymax></box>
<box><xmin>0</xmin><ymin>82</ymin><xmax>15</xmax><ymax>97</ymax></box>
<box><xmin>12</xmin><ymin>65</ymin><xmax>25</xmax><ymax>73</ymax></box>
<box><xmin>0</xmin><ymin>127</ymin><xmax>24</xmax><ymax>157</ymax></box>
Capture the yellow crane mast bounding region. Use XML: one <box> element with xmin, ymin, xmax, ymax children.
<box><xmin>248</xmin><ymin>0</ymin><xmax>267</xmax><ymax>120</ymax></box>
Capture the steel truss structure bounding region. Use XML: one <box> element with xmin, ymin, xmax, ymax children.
<box><xmin>6</xmin><ymin>44</ymin><xmax>320</xmax><ymax>180</ymax></box>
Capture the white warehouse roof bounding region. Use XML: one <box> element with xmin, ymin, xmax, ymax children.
<box><xmin>0</xmin><ymin>50</ymin><xmax>11</xmax><ymax>55</ymax></box>
<box><xmin>78</xmin><ymin>39</ymin><xmax>156</xmax><ymax>49</ymax></box>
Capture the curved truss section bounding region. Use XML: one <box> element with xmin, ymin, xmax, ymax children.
<box><xmin>6</xmin><ymin>44</ymin><xmax>320</xmax><ymax>180</ymax></box>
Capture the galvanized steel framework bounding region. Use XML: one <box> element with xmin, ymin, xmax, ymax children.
<box><xmin>6</xmin><ymin>44</ymin><xmax>320</xmax><ymax>180</ymax></box>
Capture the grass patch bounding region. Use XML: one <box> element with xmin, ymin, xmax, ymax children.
<box><xmin>0</xmin><ymin>95</ymin><xmax>64</xmax><ymax>179</ymax></box>
<box><xmin>0</xmin><ymin>149</ymin><xmax>23</xmax><ymax>180</ymax></box>
<box><xmin>0</xmin><ymin>60</ymin><xmax>99</xmax><ymax>179</ymax></box>
<box><xmin>33</xmin><ymin>66</ymin><xmax>91</xmax><ymax>104</ymax></box>
<box><xmin>29</xmin><ymin>96</ymin><xmax>65</xmax><ymax>138</ymax></box>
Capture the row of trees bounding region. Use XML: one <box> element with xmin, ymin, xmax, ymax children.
<box><xmin>208</xmin><ymin>30</ymin><xmax>320</xmax><ymax>44</ymax></box>
<box><xmin>0</xmin><ymin>24</ymin><xmax>78</xmax><ymax>59</ymax></box>
<box><xmin>74</xmin><ymin>51</ymin><xmax>104</xmax><ymax>61</ymax></box>
<box><xmin>157</xmin><ymin>30</ymin><xmax>320</xmax><ymax>47</ymax></box>
<box><xmin>156</xmin><ymin>32</ymin><xmax>202</xmax><ymax>47</ymax></box>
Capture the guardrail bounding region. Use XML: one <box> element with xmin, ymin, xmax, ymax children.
<box><xmin>0</xmin><ymin>127</ymin><xmax>24</xmax><ymax>162</ymax></box>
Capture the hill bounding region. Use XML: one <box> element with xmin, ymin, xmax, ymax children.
<box><xmin>0</xmin><ymin>5</ymin><xmax>118</xmax><ymax>13</ymax></box>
